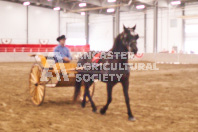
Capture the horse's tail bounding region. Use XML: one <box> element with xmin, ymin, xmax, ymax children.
<box><xmin>73</xmin><ymin>79</ymin><xmax>82</xmax><ymax>102</ymax></box>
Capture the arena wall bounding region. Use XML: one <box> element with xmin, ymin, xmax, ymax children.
<box><xmin>0</xmin><ymin>52</ymin><xmax>198</xmax><ymax>64</ymax></box>
<box><xmin>0</xmin><ymin>1</ymin><xmax>84</xmax><ymax>45</ymax></box>
<box><xmin>89</xmin><ymin>15</ymin><xmax>113</xmax><ymax>51</ymax></box>
<box><xmin>0</xmin><ymin>1</ymin><xmax>197</xmax><ymax>54</ymax></box>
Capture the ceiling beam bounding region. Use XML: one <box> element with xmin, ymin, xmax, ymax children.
<box><xmin>68</xmin><ymin>3</ymin><xmax>128</xmax><ymax>13</ymax></box>
<box><xmin>66</xmin><ymin>0</ymin><xmax>102</xmax><ymax>6</ymax></box>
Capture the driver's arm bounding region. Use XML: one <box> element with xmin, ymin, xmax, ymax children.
<box><xmin>64</xmin><ymin>48</ymin><xmax>72</xmax><ymax>62</ymax></box>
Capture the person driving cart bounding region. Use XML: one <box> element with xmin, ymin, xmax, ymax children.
<box><xmin>54</xmin><ymin>35</ymin><xmax>72</xmax><ymax>63</ymax></box>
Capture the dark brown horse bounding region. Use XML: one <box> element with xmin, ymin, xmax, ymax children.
<box><xmin>74</xmin><ymin>25</ymin><xmax>139</xmax><ymax>121</ymax></box>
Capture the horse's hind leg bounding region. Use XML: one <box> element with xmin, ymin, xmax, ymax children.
<box><xmin>85</xmin><ymin>81</ymin><xmax>97</xmax><ymax>112</ymax></box>
<box><xmin>121</xmin><ymin>80</ymin><xmax>135</xmax><ymax>121</ymax></box>
<box><xmin>81</xmin><ymin>81</ymin><xmax>89</xmax><ymax>108</ymax></box>
<box><xmin>100</xmin><ymin>83</ymin><xmax>113</xmax><ymax>115</ymax></box>
<box><xmin>73</xmin><ymin>81</ymin><xmax>82</xmax><ymax>102</ymax></box>
<box><xmin>81</xmin><ymin>87</ymin><xmax>87</xmax><ymax>108</ymax></box>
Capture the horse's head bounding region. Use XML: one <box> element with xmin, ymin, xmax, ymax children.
<box><xmin>121</xmin><ymin>25</ymin><xmax>139</xmax><ymax>54</ymax></box>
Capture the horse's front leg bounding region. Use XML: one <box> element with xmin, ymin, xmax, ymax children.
<box><xmin>121</xmin><ymin>79</ymin><xmax>135</xmax><ymax>121</ymax></box>
<box><xmin>100</xmin><ymin>83</ymin><xmax>114</xmax><ymax>115</ymax></box>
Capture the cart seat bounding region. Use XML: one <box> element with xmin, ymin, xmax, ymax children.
<box><xmin>30</xmin><ymin>54</ymin><xmax>78</xmax><ymax>87</ymax></box>
<box><xmin>35</xmin><ymin>54</ymin><xmax>77</xmax><ymax>73</ymax></box>
<box><xmin>54</xmin><ymin>63</ymin><xmax>77</xmax><ymax>73</ymax></box>
<box><xmin>54</xmin><ymin>63</ymin><xmax>77</xmax><ymax>87</ymax></box>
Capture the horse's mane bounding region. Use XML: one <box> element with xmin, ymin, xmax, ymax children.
<box><xmin>110</xmin><ymin>33</ymin><xmax>122</xmax><ymax>52</ymax></box>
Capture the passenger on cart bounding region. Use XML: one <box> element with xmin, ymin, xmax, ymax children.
<box><xmin>54</xmin><ymin>35</ymin><xmax>72</xmax><ymax>63</ymax></box>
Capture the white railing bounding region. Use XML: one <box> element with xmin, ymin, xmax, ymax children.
<box><xmin>0</xmin><ymin>47</ymin><xmax>54</xmax><ymax>52</ymax></box>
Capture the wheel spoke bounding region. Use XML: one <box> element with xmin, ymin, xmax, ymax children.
<box><xmin>36</xmin><ymin>69</ymin><xmax>41</xmax><ymax>82</ymax></box>
<box><xmin>38</xmin><ymin>85</ymin><xmax>44</xmax><ymax>97</ymax></box>
<box><xmin>33</xmin><ymin>66</ymin><xmax>40</xmax><ymax>82</ymax></box>
<box><xmin>32</xmin><ymin>88</ymin><xmax>37</xmax><ymax>103</ymax></box>
<box><xmin>30</xmin><ymin>86</ymin><xmax>36</xmax><ymax>96</ymax></box>
<box><xmin>29</xmin><ymin>64</ymin><xmax>45</xmax><ymax>106</ymax></box>
<box><xmin>35</xmin><ymin>88</ymin><xmax>40</xmax><ymax>104</ymax></box>
<box><xmin>37</xmin><ymin>90</ymin><xmax>42</xmax><ymax>103</ymax></box>
<box><xmin>31</xmin><ymin>73</ymin><xmax>37</xmax><ymax>84</ymax></box>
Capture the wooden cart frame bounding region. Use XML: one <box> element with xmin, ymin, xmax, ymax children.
<box><xmin>29</xmin><ymin>54</ymin><xmax>95</xmax><ymax>106</ymax></box>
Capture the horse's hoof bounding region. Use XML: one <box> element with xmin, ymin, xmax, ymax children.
<box><xmin>100</xmin><ymin>108</ymin><xmax>106</xmax><ymax>115</ymax></box>
<box><xmin>92</xmin><ymin>108</ymin><xmax>97</xmax><ymax>113</ymax></box>
<box><xmin>128</xmin><ymin>117</ymin><xmax>136</xmax><ymax>121</ymax></box>
<box><xmin>81</xmin><ymin>102</ymin><xmax>85</xmax><ymax>108</ymax></box>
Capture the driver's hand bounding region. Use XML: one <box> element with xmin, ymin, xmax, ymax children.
<box><xmin>63</xmin><ymin>57</ymin><xmax>71</xmax><ymax>62</ymax></box>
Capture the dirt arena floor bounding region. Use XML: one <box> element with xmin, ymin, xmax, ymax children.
<box><xmin>0</xmin><ymin>62</ymin><xmax>198</xmax><ymax>132</ymax></box>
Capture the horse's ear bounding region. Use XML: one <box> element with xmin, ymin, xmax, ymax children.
<box><xmin>123</xmin><ymin>25</ymin><xmax>127</xmax><ymax>31</ymax></box>
<box><xmin>132</xmin><ymin>25</ymin><xmax>136</xmax><ymax>30</ymax></box>
<box><xmin>136</xmin><ymin>34</ymin><xmax>139</xmax><ymax>40</ymax></box>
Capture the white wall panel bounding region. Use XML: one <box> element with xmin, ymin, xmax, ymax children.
<box><xmin>148</xmin><ymin>8</ymin><xmax>182</xmax><ymax>53</ymax></box>
<box><xmin>146</xmin><ymin>9</ymin><xmax>154</xmax><ymax>53</ymax></box>
<box><xmin>89</xmin><ymin>15</ymin><xmax>113</xmax><ymax>51</ymax></box>
<box><xmin>185</xmin><ymin>4</ymin><xmax>198</xmax><ymax>25</ymax></box>
<box><xmin>60</xmin><ymin>12</ymin><xmax>85</xmax><ymax>45</ymax></box>
<box><xmin>0</xmin><ymin>1</ymin><xmax>27</xmax><ymax>44</ymax></box>
<box><xmin>158</xmin><ymin>8</ymin><xmax>168</xmax><ymax>52</ymax></box>
<box><xmin>184</xmin><ymin>4</ymin><xmax>198</xmax><ymax>53</ymax></box>
<box><xmin>28</xmin><ymin>6</ymin><xmax>59</xmax><ymax>44</ymax></box>
<box><xmin>60</xmin><ymin>12</ymin><xmax>84</xmax><ymax>35</ymax></box>
<box><xmin>185</xmin><ymin>4</ymin><xmax>198</xmax><ymax>16</ymax></box>
<box><xmin>168</xmin><ymin>9</ymin><xmax>183</xmax><ymax>52</ymax></box>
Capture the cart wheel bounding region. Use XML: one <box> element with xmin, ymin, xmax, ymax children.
<box><xmin>80</xmin><ymin>82</ymin><xmax>95</xmax><ymax>101</ymax></box>
<box><xmin>29</xmin><ymin>64</ymin><xmax>45</xmax><ymax>106</ymax></box>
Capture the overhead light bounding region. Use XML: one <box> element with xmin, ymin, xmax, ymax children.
<box><xmin>107</xmin><ymin>8</ymin><xmax>115</xmax><ymax>13</ymax></box>
<box><xmin>23</xmin><ymin>1</ymin><xmax>30</xmax><ymax>6</ymax></box>
<box><xmin>81</xmin><ymin>12</ymin><xmax>85</xmax><ymax>16</ymax></box>
<box><xmin>108</xmin><ymin>0</ymin><xmax>116</xmax><ymax>2</ymax></box>
<box><xmin>53</xmin><ymin>7</ymin><xmax>60</xmax><ymax>11</ymax></box>
<box><xmin>171</xmin><ymin>1</ymin><xmax>181</xmax><ymax>5</ymax></box>
<box><xmin>79</xmin><ymin>3</ymin><xmax>87</xmax><ymax>7</ymax></box>
<box><xmin>136</xmin><ymin>5</ymin><xmax>145</xmax><ymax>9</ymax></box>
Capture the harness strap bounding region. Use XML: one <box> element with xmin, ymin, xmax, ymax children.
<box><xmin>92</xmin><ymin>52</ymin><xmax>101</xmax><ymax>63</ymax></box>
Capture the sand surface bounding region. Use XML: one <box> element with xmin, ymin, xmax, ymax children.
<box><xmin>0</xmin><ymin>62</ymin><xmax>198</xmax><ymax>132</ymax></box>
